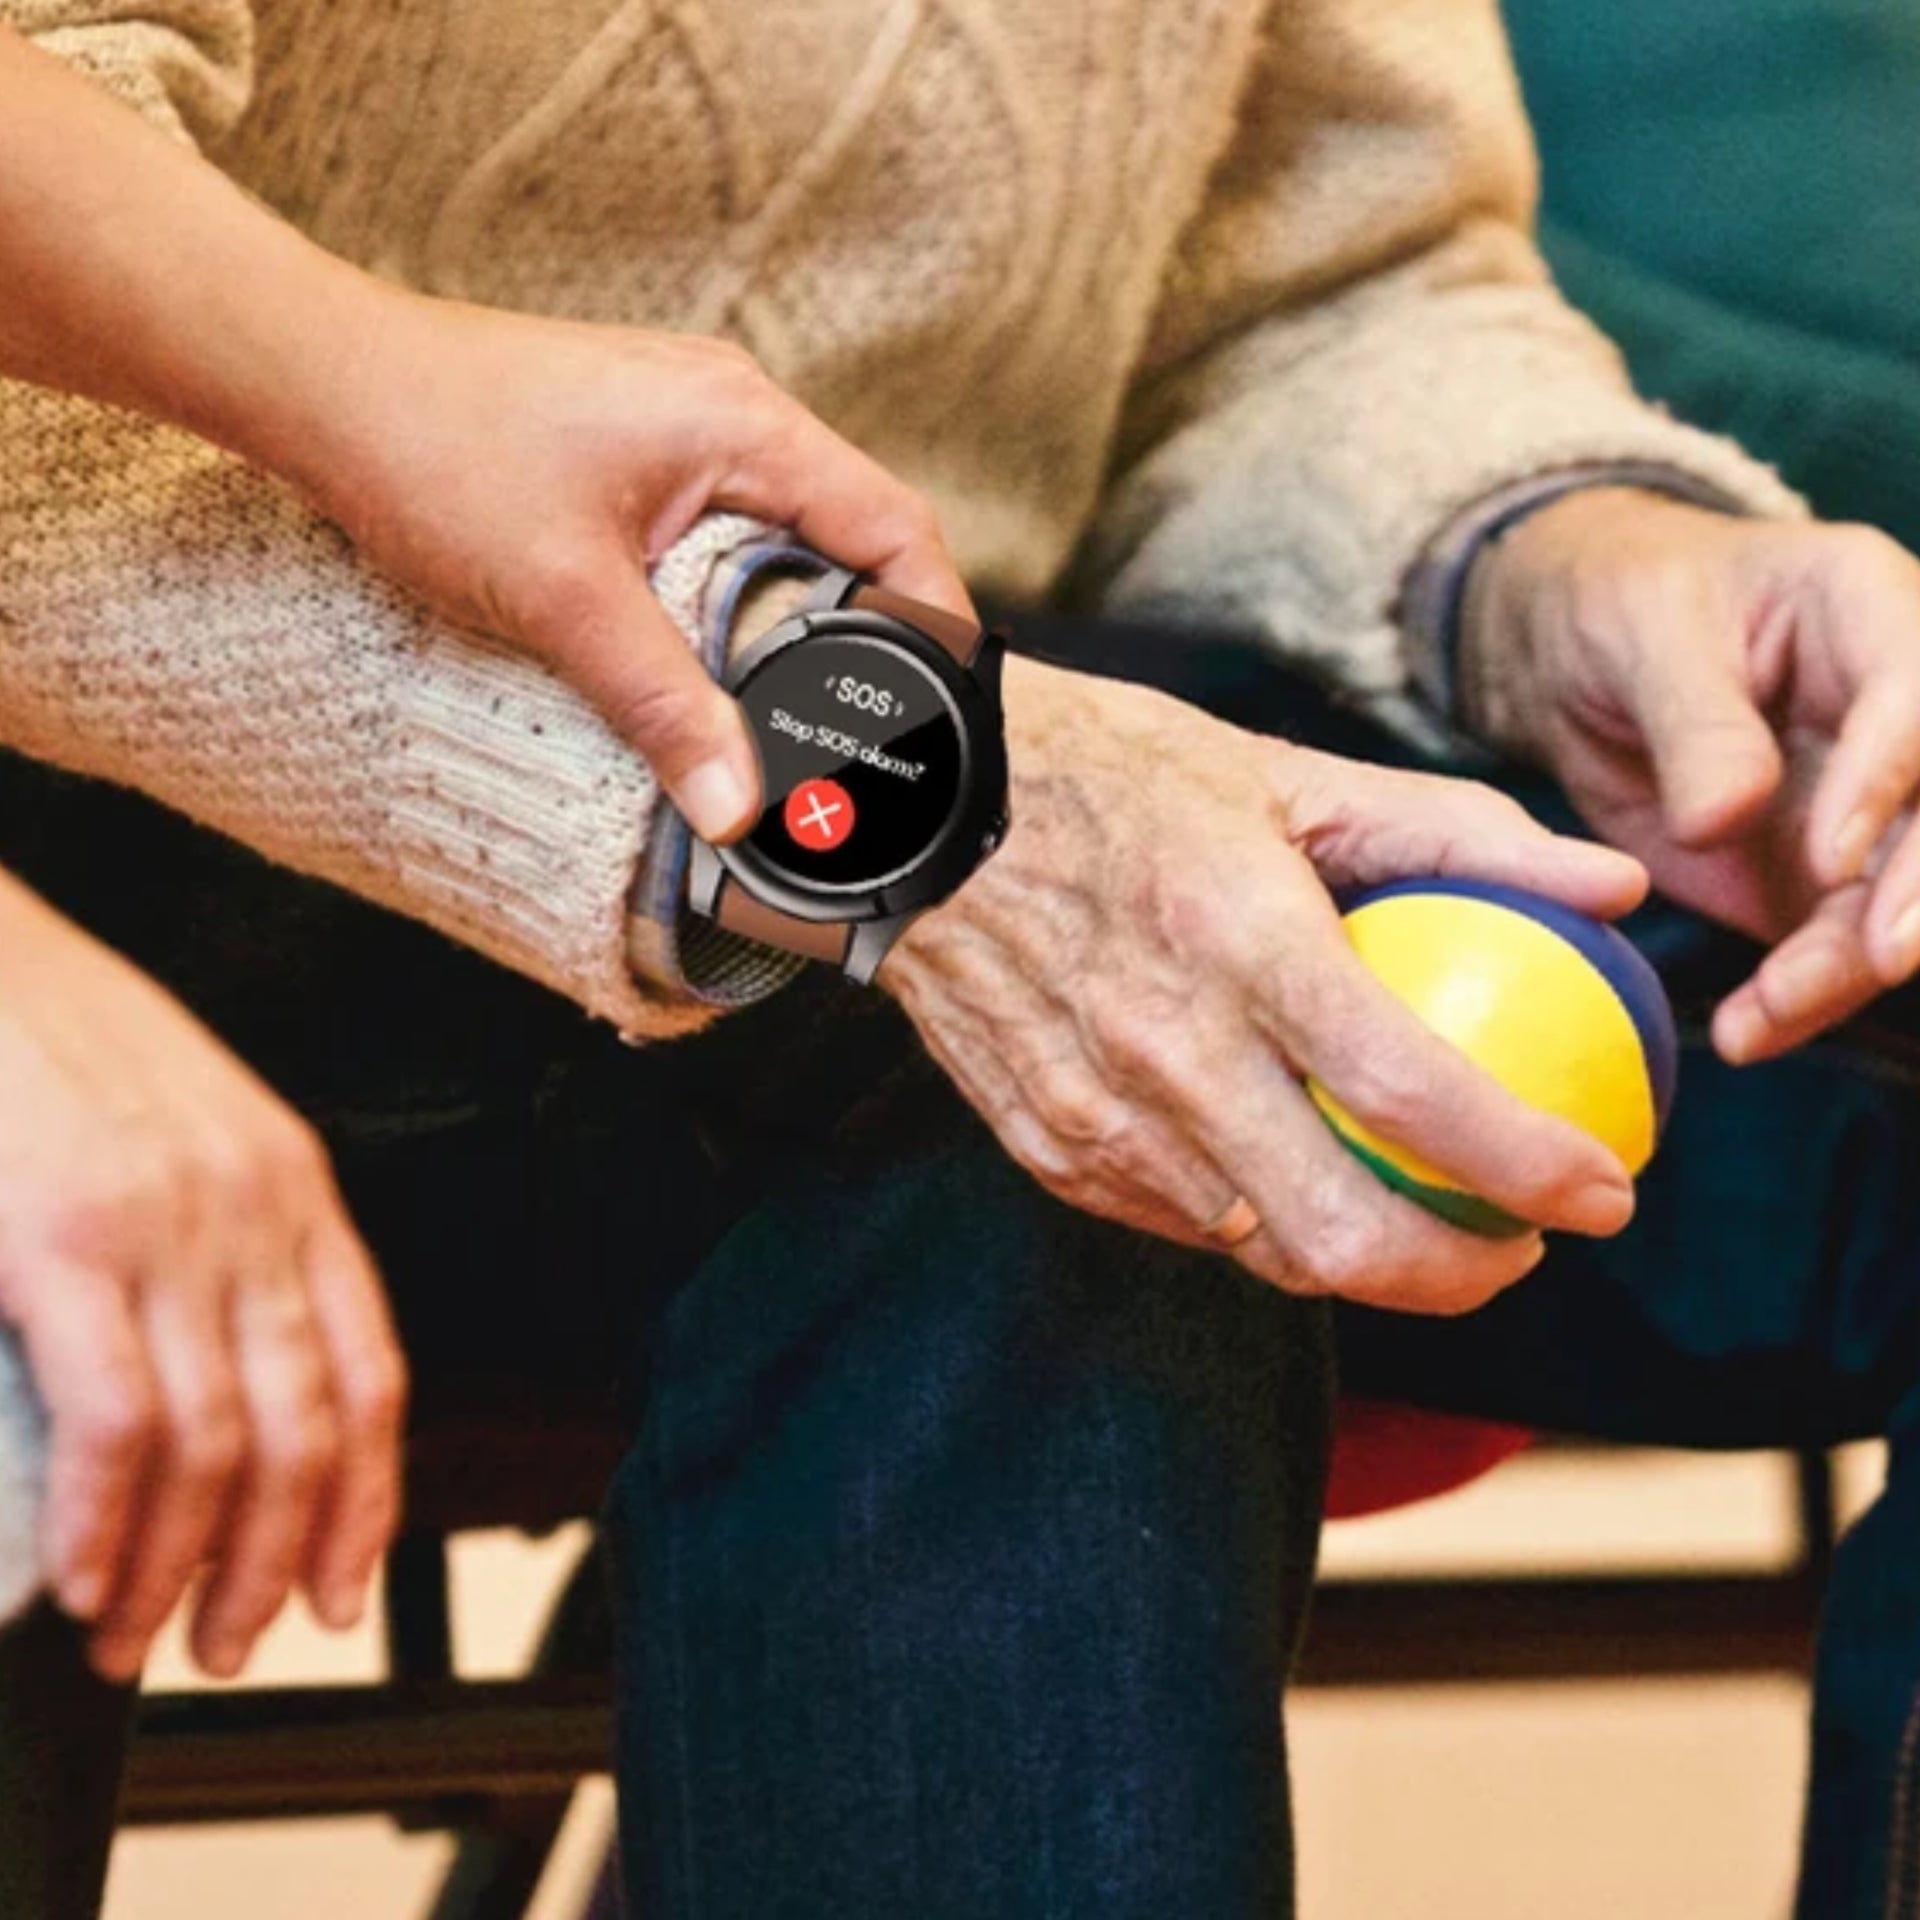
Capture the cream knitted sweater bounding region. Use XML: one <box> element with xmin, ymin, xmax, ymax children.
<box><xmin>0</xmin><ymin>0</ymin><xmax>1800</xmax><ymax>1039</ymax></box>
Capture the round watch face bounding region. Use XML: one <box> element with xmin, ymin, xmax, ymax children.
<box><xmin>734</xmin><ymin>633</ymin><xmax>967</xmax><ymax>892</ymax></box>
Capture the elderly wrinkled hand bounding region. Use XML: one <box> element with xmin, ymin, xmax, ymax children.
<box><xmin>879</xmin><ymin>657</ymin><xmax>1649</xmax><ymax>1317</ymax></box>
<box><xmin>1463</xmin><ymin>489</ymin><xmax>1920</xmax><ymax>1064</ymax></box>
<box><xmin>0</xmin><ymin>873</ymin><xmax>405</xmax><ymax>1683</ymax></box>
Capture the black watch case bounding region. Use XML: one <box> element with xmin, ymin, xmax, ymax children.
<box><xmin>688</xmin><ymin>604</ymin><xmax>1009</xmax><ymax>945</ymax></box>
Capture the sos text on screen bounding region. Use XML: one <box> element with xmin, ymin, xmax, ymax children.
<box><xmin>768</xmin><ymin>706</ymin><xmax>928</xmax><ymax>782</ymax></box>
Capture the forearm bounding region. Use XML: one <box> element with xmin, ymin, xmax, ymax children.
<box><xmin>0</xmin><ymin>359</ymin><xmax>776</xmax><ymax>1038</ymax></box>
<box><xmin>0</xmin><ymin>20</ymin><xmax>372</xmax><ymax>488</ymax></box>
<box><xmin>0</xmin><ymin>17</ymin><xmax>730</xmax><ymax>1033</ymax></box>
<box><xmin>1084</xmin><ymin>229</ymin><xmax>1799</xmax><ymax>696</ymax></box>
<box><xmin>1077</xmin><ymin>0</ymin><xmax>1801</xmax><ymax>710</ymax></box>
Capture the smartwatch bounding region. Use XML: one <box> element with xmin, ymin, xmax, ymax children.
<box><xmin>687</xmin><ymin>563</ymin><xmax>1010</xmax><ymax>984</ymax></box>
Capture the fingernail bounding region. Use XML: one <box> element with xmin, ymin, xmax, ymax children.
<box><xmin>1717</xmin><ymin>1002</ymin><xmax>1764</xmax><ymax>1065</ymax></box>
<box><xmin>1570</xmin><ymin>1177</ymin><xmax>1635</xmax><ymax>1237</ymax></box>
<box><xmin>1889</xmin><ymin>903</ymin><xmax>1920</xmax><ymax>980</ymax></box>
<box><xmin>317</xmin><ymin>1585</ymin><xmax>365</xmax><ymax>1632</ymax></box>
<box><xmin>678</xmin><ymin>757</ymin><xmax>754</xmax><ymax>840</ymax></box>
<box><xmin>1834</xmin><ymin>808</ymin><xmax>1878</xmax><ymax>881</ymax></box>
<box><xmin>204</xmin><ymin>1637</ymin><xmax>247</xmax><ymax>1680</ymax></box>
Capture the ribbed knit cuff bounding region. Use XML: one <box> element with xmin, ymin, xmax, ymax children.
<box><xmin>387</xmin><ymin>512</ymin><xmax>802</xmax><ymax>1039</ymax></box>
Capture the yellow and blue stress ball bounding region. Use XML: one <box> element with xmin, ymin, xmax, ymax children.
<box><xmin>1307</xmin><ymin>879</ymin><xmax>1678</xmax><ymax>1239</ymax></box>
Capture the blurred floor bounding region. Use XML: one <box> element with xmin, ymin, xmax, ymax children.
<box><xmin>101</xmin><ymin>1443</ymin><xmax>1885</xmax><ymax>1920</ymax></box>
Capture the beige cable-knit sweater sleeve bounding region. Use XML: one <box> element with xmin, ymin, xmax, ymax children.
<box><xmin>0</xmin><ymin>0</ymin><xmax>717</xmax><ymax>1039</ymax></box>
<box><xmin>1074</xmin><ymin>0</ymin><xmax>1804</xmax><ymax>700</ymax></box>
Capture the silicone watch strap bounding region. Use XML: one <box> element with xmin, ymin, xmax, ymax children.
<box><xmin>710</xmin><ymin>568</ymin><xmax>985</xmax><ymax>970</ymax></box>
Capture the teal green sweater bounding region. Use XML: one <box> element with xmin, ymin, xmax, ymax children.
<box><xmin>1506</xmin><ymin>0</ymin><xmax>1920</xmax><ymax>549</ymax></box>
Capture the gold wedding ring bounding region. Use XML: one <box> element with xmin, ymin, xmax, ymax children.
<box><xmin>1201</xmin><ymin>1194</ymin><xmax>1262</xmax><ymax>1249</ymax></box>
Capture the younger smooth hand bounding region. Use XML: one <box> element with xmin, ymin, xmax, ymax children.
<box><xmin>275</xmin><ymin>298</ymin><xmax>970</xmax><ymax>845</ymax></box>
<box><xmin>0</xmin><ymin>874</ymin><xmax>405</xmax><ymax>1682</ymax></box>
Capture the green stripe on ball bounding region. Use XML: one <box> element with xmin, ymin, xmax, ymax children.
<box><xmin>1333</xmin><ymin>1131</ymin><xmax>1530</xmax><ymax>1241</ymax></box>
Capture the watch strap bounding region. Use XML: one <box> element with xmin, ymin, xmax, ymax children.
<box><xmin>711</xmin><ymin>879</ymin><xmax>855</xmax><ymax>967</ymax></box>
<box><xmin>799</xmin><ymin>567</ymin><xmax>983</xmax><ymax>667</ymax></box>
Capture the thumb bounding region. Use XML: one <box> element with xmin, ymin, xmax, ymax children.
<box><xmin>533</xmin><ymin>569</ymin><xmax>763</xmax><ymax>843</ymax></box>
<box><xmin>1621</xmin><ymin>633</ymin><xmax>1782</xmax><ymax>848</ymax></box>
<box><xmin>1283</xmin><ymin>753</ymin><xmax>1649</xmax><ymax>919</ymax></box>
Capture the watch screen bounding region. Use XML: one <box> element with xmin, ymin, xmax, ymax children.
<box><xmin>736</xmin><ymin>635</ymin><xmax>965</xmax><ymax>890</ymax></box>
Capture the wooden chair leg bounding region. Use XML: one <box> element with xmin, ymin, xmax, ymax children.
<box><xmin>580</xmin><ymin>1840</ymin><xmax>624</xmax><ymax>1920</ymax></box>
<box><xmin>0</xmin><ymin>1599</ymin><xmax>136</xmax><ymax>1920</ymax></box>
<box><xmin>419</xmin><ymin>1533</ymin><xmax>615</xmax><ymax>1920</ymax></box>
<box><xmin>385</xmin><ymin>1529</ymin><xmax>456</xmax><ymax>1682</ymax></box>
<box><xmin>1794</xmin><ymin>1446</ymin><xmax>1839</xmax><ymax>1580</ymax></box>
<box><xmin>422</xmin><ymin>1798</ymin><xmax>576</xmax><ymax>1920</ymax></box>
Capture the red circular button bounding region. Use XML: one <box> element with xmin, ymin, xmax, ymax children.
<box><xmin>784</xmin><ymin>776</ymin><xmax>856</xmax><ymax>852</ymax></box>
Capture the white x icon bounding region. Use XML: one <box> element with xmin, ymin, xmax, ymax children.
<box><xmin>799</xmin><ymin>793</ymin><xmax>843</xmax><ymax>837</ymax></box>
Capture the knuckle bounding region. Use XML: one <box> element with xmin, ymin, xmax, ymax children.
<box><xmin>343</xmin><ymin>1347</ymin><xmax>410</xmax><ymax>1433</ymax></box>
<box><xmin>716</xmin><ymin>383</ymin><xmax>803</xmax><ymax>470</ymax></box>
<box><xmin>1038</xmin><ymin>1167</ymin><xmax>1103</xmax><ymax>1218</ymax></box>
<box><xmin>1238</xmin><ymin>1243</ymin><xmax>1319</xmax><ymax>1298</ymax></box>
<box><xmin>1294</xmin><ymin>1208</ymin><xmax>1382</xmax><ymax>1297</ymax></box>
<box><xmin>998</xmin><ymin>1108</ymin><xmax>1073</xmax><ymax>1184</ymax></box>
<box><xmin>262</xmin><ymin>1114</ymin><xmax>331</xmax><ymax>1198</ymax></box>
<box><xmin>1011</xmin><ymin>1136</ymin><xmax>1072</xmax><ymax>1188</ymax></box>
<box><xmin>52</xmin><ymin>1148</ymin><xmax>180</xmax><ymax>1264</ymax></box>
<box><xmin>1081</xmin><ymin>1111</ymin><xmax>1151</xmax><ymax>1189</ymax></box>
<box><xmin>706</xmin><ymin>355</ymin><xmax>780</xmax><ymax>420</ymax></box>
<box><xmin>194</xmin><ymin>1133</ymin><xmax>275</xmax><ymax>1223</ymax></box>
<box><xmin>1081</xmin><ymin>991</ymin><xmax>1179</xmax><ymax>1089</ymax></box>
<box><xmin>518</xmin><ymin>540</ymin><xmax>613</xmax><ymax>636</ymax></box>
<box><xmin>261</xmin><ymin>1407</ymin><xmax>340</xmax><ymax>1487</ymax></box>
<box><xmin>174</xmin><ymin>1401</ymin><xmax>247</xmax><ymax>1483</ymax></box>
<box><xmin>42</xmin><ymin>1192</ymin><xmax>130</xmax><ymax>1267</ymax></box>
<box><xmin>1271</xmin><ymin>957</ymin><xmax>1338</xmax><ymax>1045</ymax></box>
<box><xmin>1326</xmin><ymin>1047</ymin><xmax>1427</xmax><ymax>1145</ymax></box>
<box><xmin>1145</xmin><ymin>866</ymin><xmax>1248</xmax><ymax>970</ymax></box>
<box><xmin>1023</xmin><ymin>1060</ymin><xmax>1114</xmax><ymax>1148</ymax></box>
<box><xmin>73</xmin><ymin>1384</ymin><xmax>159</xmax><ymax>1470</ymax></box>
